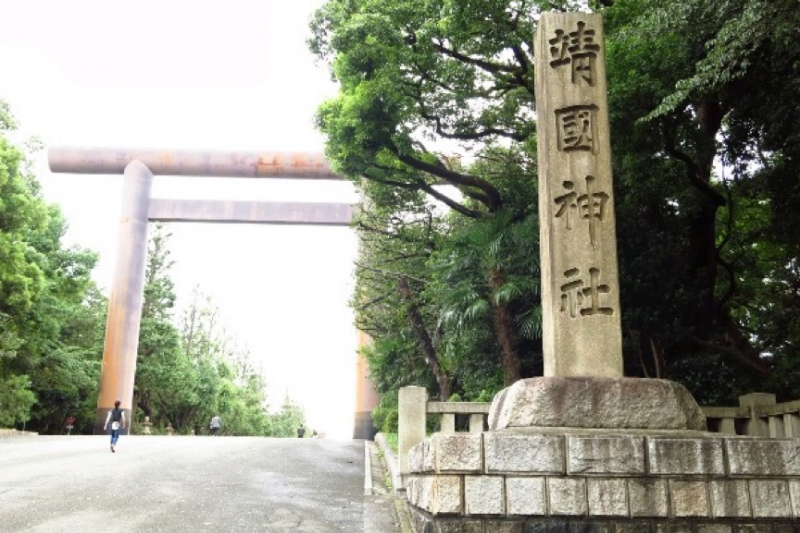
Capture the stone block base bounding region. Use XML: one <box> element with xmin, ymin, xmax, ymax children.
<box><xmin>408</xmin><ymin>507</ymin><xmax>800</xmax><ymax>533</ymax></box>
<box><xmin>405</xmin><ymin>430</ymin><xmax>800</xmax><ymax>532</ymax></box>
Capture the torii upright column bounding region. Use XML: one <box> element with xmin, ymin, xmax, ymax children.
<box><xmin>94</xmin><ymin>160</ymin><xmax>153</xmax><ymax>434</ymax></box>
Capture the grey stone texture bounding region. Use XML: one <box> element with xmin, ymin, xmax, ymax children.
<box><xmin>568</xmin><ymin>436</ymin><xmax>645</xmax><ymax>475</ymax></box>
<box><xmin>548</xmin><ymin>478</ymin><xmax>588</xmax><ymax>516</ymax></box>
<box><xmin>697</xmin><ymin>526</ymin><xmax>732</xmax><ymax>533</ymax></box>
<box><xmin>400</xmin><ymin>386</ymin><xmax>428</xmax><ymax>475</ymax></box>
<box><xmin>484</xmin><ymin>522</ymin><xmax>524</xmax><ymax>533</ymax></box>
<box><xmin>464</xmin><ymin>476</ymin><xmax>504</xmax><ymax>515</ymax></box>
<box><xmin>409</xmin><ymin>441</ymin><xmax>426</xmax><ymax>473</ymax></box>
<box><xmin>647</xmin><ymin>438</ymin><xmax>725</xmax><ymax>475</ymax></box>
<box><xmin>669</xmin><ymin>481</ymin><xmax>710</xmax><ymax>517</ymax></box>
<box><xmin>485</xmin><ymin>433</ymin><xmax>565</xmax><ymax>474</ymax></box>
<box><xmin>430</xmin><ymin>434</ymin><xmax>483</xmax><ymax>473</ymax></box>
<box><xmin>615</xmin><ymin>525</ymin><xmax>653</xmax><ymax>533</ymax></box>
<box><xmin>628</xmin><ymin>479</ymin><xmax>668</xmax><ymax>517</ymax></box>
<box><xmin>749</xmin><ymin>480</ymin><xmax>793</xmax><ymax>518</ymax></box>
<box><xmin>506</xmin><ymin>477</ymin><xmax>547</xmax><ymax>516</ymax></box>
<box><xmin>408</xmin><ymin>475</ymin><xmax>462</xmax><ymax>515</ymax></box>
<box><xmin>709</xmin><ymin>480</ymin><xmax>751</xmax><ymax>518</ymax></box>
<box><xmin>406</xmin><ymin>510</ymin><xmax>800</xmax><ymax>533</ymax></box>
<box><xmin>726</xmin><ymin>439</ymin><xmax>800</xmax><ymax>476</ymax></box>
<box><xmin>534</xmin><ymin>11</ymin><xmax>623</xmax><ymax>379</ymax></box>
<box><xmin>407</xmin><ymin>429</ymin><xmax>800</xmax><ymax>527</ymax></box>
<box><xmin>791</xmin><ymin>481</ymin><xmax>800</xmax><ymax>518</ymax></box>
<box><xmin>423</xmin><ymin>438</ymin><xmax>435</xmax><ymax>473</ymax></box>
<box><xmin>489</xmin><ymin>377</ymin><xmax>706</xmax><ymax>431</ymax></box>
<box><xmin>655</xmin><ymin>524</ymin><xmax>693</xmax><ymax>533</ymax></box>
<box><xmin>587</xmin><ymin>478</ymin><xmax>628</xmax><ymax>517</ymax></box>
<box><xmin>737</xmin><ymin>526</ymin><xmax>774</xmax><ymax>533</ymax></box>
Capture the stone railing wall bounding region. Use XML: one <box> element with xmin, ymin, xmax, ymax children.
<box><xmin>704</xmin><ymin>393</ymin><xmax>800</xmax><ymax>438</ymax></box>
<box><xmin>426</xmin><ymin>401</ymin><xmax>491</xmax><ymax>435</ymax></box>
<box><xmin>398</xmin><ymin>387</ymin><xmax>800</xmax><ymax>479</ymax></box>
<box><xmin>397</xmin><ymin>386</ymin><xmax>492</xmax><ymax>483</ymax></box>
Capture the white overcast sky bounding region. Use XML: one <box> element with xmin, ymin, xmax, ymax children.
<box><xmin>0</xmin><ymin>0</ymin><xmax>362</xmax><ymax>438</ymax></box>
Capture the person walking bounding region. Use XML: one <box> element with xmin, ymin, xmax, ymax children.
<box><xmin>210</xmin><ymin>415</ymin><xmax>222</xmax><ymax>436</ymax></box>
<box><xmin>103</xmin><ymin>400</ymin><xmax>126</xmax><ymax>453</ymax></box>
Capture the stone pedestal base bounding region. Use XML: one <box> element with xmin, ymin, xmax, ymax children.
<box><xmin>405</xmin><ymin>430</ymin><xmax>800</xmax><ymax>532</ymax></box>
<box><xmin>489</xmin><ymin>377</ymin><xmax>706</xmax><ymax>431</ymax></box>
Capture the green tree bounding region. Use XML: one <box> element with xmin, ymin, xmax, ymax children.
<box><xmin>603</xmin><ymin>0</ymin><xmax>800</xmax><ymax>401</ymax></box>
<box><xmin>266</xmin><ymin>394</ymin><xmax>307</xmax><ymax>438</ymax></box>
<box><xmin>0</xmin><ymin>101</ymin><xmax>101</xmax><ymax>432</ymax></box>
<box><xmin>311</xmin><ymin>0</ymin><xmax>545</xmax><ymax>387</ymax></box>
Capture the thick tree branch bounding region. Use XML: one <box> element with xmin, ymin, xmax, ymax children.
<box><xmin>355</xmin><ymin>262</ymin><xmax>428</xmax><ymax>284</ymax></box>
<box><xmin>662</xmin><ymin>119</ymin><xmax>726</xmax><ymax>207</ymax></box>
<box><xmin>356</xmin><ymin>220</ymin><xmax>438</xmax><ymax>251</ymax></box>
<box><xmin>692</xmin><ymin>335</ymin><xmax>770</xmax><ymax>376</ymax></box>
<box><xmin>395</xmin><ymin>153</ymin><xmax>502</xmax><ymax>211</ymax></box>
<box><xmin>432</xmin><ymin>40</ymin><xmax>519</xmax><ymax>74</ymax></box>
<box><xmin>363</xmin><ymin>166</ymin><xmax>486</xmax><ymax>218</ymax></box>
<box><xmin>510</xmin><ymin>44</ymin><xmax>535</xmax><ymax>95</ymax></box>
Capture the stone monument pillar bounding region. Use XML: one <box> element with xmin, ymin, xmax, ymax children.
<box><xmin>536</xmin><ymin>11</ymin><xmax>622</xmax><ymax>378</ymax></box>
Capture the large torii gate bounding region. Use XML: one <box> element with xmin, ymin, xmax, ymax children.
<box><xmin>48</xmin><ymin>148</ymin><xmax>378</xmax><ymax>438</ymax></box>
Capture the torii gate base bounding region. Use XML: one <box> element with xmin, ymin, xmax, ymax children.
<box><xmin>49</xmin><ymin>148</ymin><xmax>378</xmax><ymax>438</ymax></box>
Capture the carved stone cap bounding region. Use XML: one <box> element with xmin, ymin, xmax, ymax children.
<box><xmin>489</xmin><ymin>377</ymin><xmax>706</xmax><ymax>431</ymax></box>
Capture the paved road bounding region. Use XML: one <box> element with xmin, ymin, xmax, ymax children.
<box><xmin>0</xmin><ymin>436</ymin><xmax>399</xmax><ymax>533</ymax></box>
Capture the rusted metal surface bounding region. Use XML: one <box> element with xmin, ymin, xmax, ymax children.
<box><xmin>353</xmin><ymin>331</ymin><xmax>379</xmax><ymax>439</ymax></box>
<box><xmin>148</xmin><ymin>199</ymin><xmax>352</xmax><ymax>226</ymax></box>
<box><xmin>94</xmin><ymin>160</ymin><xmax>152</xmax><ymax>435</ymax></box>
<box><xmin>49</xmin><ymin>147</ymin><xmax>341</xmax><ymax>179</ymax></box>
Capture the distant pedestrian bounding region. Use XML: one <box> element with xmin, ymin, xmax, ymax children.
<box><xmin>297</xmin><ymin>424</ymin><xmax>306</xmax><ymax>438</ymax></box>
<box><xmin>103</xmin><ymin>400</ymin><xmax>126</xmax><ymax>453</ymax></box>
<box><xmin>210</xmin><ymin>415</ymin><xmax>222</xmax><ymax>436</ymax></box>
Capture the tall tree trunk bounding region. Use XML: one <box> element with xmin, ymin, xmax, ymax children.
<box><xmin>664</xmin><ymin>101</ymin><xmax>726</xmax><ymax>341</ymax></box>
<box><xmin>689</xmin><ymin>100</ymin><xmax>725</xmax><ymax>339</ymax></box>
<box><xmin>489</xmin><ymin>268</ymin><xmax>521</xmax><ymax>385</ymax></box>
<box><xmin>397</xmin><ymin>277</ymin><xmax>452</xmax><ymax>400</ymax></box>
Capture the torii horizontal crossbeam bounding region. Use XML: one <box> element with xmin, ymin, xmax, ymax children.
<box><xmin>48</xmin><ymin>147</ymin><xmax>341</xmax><ymax>179</ymax></box>
<box><xmin>148</xmin><ymin>199</ymin><xmax>353</xmax><ymax>226</ymax></box>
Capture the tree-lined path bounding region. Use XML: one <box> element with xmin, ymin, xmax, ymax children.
<box><xmin>0</xmin><ymin>436</ymin><xmax>398</xmax><ymax>533</ymax></box>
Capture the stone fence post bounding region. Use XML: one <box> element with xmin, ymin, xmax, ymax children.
<box><xmin>398</xmin><ymin>386</ymin><xmax>427</xmax><ymax>479</ymax></box>
<box><xmin>739</xmin><ymin>392</ymin><xmax>775</xmax><ymax>437</ymax></box>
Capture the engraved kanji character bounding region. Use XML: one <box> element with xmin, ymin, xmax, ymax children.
<box><xmin>554</xmin><ymin>181</ymin><xmax>578</xmax><ymax>229</ymax></box>
<box><xmin>549</xmin><ymin>21</ymin><xmax>600</xmax><ymax>86</ymax></box>
<box><xmin>557</xmin><ymin>106</ymin><xmax>596</xmax><ymax>152</ymax></box>
<box><xmin>576</xmin><ymin>175</ymin><xmax>609</xmax><ymax>247</ymax></box>
<box><xmin>580</xmin><ymin>267</ymin><xmax>613</xmax><ymax>316</ymax></box>
<box><xmin>560</xmin><ymin>268</ymin><xmax>585</xmax><ymax>318</ymax></box>
<box><xmin>554</xmin><ymin>176</ymin><xmax>609</xmax><ymax>247</ymax></box>
<box><xmin>559</xmin><ymin>267</ymin><xmax>614</xmax><ymax>318</ymax></box>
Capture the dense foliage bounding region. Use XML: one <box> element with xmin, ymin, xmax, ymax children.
<box><xmin>0</xmin><ymin>102</ymin><xmax>102</xmax><ymax>432</ymax></box>
<box><xmin>310</xmin><ymin>0</ymin><xmax>800</xmax><ymax>428</ymax></box>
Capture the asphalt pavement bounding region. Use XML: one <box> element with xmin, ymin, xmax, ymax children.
<box><xmin>0</xmin><ymin>435</ymin><xmax>400</xmax><ymax>533</ymax></box>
